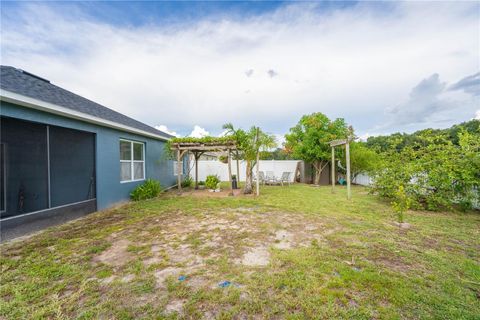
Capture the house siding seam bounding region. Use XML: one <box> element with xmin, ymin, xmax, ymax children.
<box><xmin>1</xmin><ymin>101</ymin><xmax>177</xmax><ymax>210</ymax></box>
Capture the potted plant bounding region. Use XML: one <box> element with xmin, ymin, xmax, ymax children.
<box><xmin>205</xmin><ymin>175</ymin><xmax>220</xmax><ymax>192</ymax></box>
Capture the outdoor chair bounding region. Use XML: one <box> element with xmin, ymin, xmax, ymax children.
<box><xmin>265</xmin><ymin>171</ymin><xmax>279</xmax><ymax>185</ymax></box>
<box><xmin>280</xmin><ymin>172</ymin><xmax>292</xmax><ymax>186</ymax></box>
<box><xmin>254</xmin><ymin>171</ymin><xmax>266</xmax><ymax>185</ymax></box>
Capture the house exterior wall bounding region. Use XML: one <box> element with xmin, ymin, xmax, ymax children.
<box><xmin>1</xmin><ymin>101</ymin><xmax>176</xmax><ymax>210</ymax></box>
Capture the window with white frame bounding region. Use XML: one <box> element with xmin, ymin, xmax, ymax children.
<box><xmin>173</xmin><ymin>161</ymin><xmax>186</xmax><ymax>176</ymax></box>
<box><xmin>120</xmin><ymin>140</ymin><xmax>145</xmax><ymax>182</ymax></box>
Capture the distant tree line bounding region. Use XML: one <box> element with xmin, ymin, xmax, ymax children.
<box><xmin>365</xmin><ymin>120</ymin><xmax>480</xmax><ymax>152</ymax></box>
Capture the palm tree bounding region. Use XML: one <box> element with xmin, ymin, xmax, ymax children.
<box><xmin>224</xmin><ymin>123</ymin><xmax>276</xmax><ymax>194</ymax></box>
<box><xmin>222</xmin><ymin>123</ymin><xmax>242</xmax><ymax>183</ymax></box>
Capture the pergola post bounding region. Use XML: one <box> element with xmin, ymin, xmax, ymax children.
<box><xmin>345</xmin><ymin>141</ymin><xmax>351</xmax><ymax>200</ymax></box>
<box><xmin>227</xmin><ymin>149</ymin><xmax>233</xmax><ymax>196</ymax></box>
<box><xmin>256</xmin><ymin>150</ymin><xmax>260</xmax><ymax>196</ymax></box>
<box><xmin>329</xmin><ymin>138</ymin><xmax>352</xmax><ymax>200</ymax></box>
<box><xmin>331</xmin><ymin>146</ymin><xmax>335</xmax><ymax>193</ymax></box>
<box><xmin>194</xmin><ymin>152</ymin><xmax>200</xmax><ymax>189</ymax></box>
<box><xmin>177</xmin><ymin>149</ymin><xmax>182</xmax><ymax>192</ymax></box>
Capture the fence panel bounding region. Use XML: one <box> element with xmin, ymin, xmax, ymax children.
<box><xmin>192</xmin><ymin>160</ymin><xmax>300</xmax><ymax>183</ymax></box>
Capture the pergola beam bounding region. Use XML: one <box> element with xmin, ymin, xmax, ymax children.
<box><xmin>173</xmin><ymin>146</ymin><xmax>236</xmax><ymax>151</ymax></box>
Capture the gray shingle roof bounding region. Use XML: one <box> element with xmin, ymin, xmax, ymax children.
<box><xmin>0</xmin><ymin>66</ymin><xmax>172</xmax><ymax>139</ymax></box>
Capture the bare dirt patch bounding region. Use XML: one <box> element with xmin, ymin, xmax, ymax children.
<box><xmin>393</xmin><ymin>222</ymin><xmax>412</xmax><ymax>229</ymax></box>
<box><xmin>185</xmin><ymin>276</ymin><xmax>209</xmax><ymax>289</ymax></box>
<box><xmin>92</xmin><ymin>239</ymin><xmax>132</xmax><ymax>267</ymax></box>
<box><xmin>121</xmin><ymin>274</ymin><xmax>135</xmax><ymax>282</ymax></box>
<box><xmin>98</xmin><ymin>207</ymin><xmax>339</xmax><ymax>296</ymax></box>
<box><xmin>241</xmin><ymin>246</ymin><xmax>270</xmax><ymax>266</ymax></box>
<box><xmin>180</xmin><ymin>189</ymin><xmax>245</xmax><ymax>198</ymax></box>
<box><xmin>374</xmin><ymin>256</ymin><xmax>412</xmax><ymax>274</ymax></box>
<box><xmin>100</xmin><ymin>276</ymin><xmax>116</xmax><ymax>284</ymax></box>
<box><xmin>273</xmin><ymin>230</ymin><xmax>294</xmax><ymax>249</ymax></box>
<box><xmin>164</xmin><ymin>299</ymin><xmax>185</xmax><ymax>315</ymax></box>
<box><xmin>154</xmin><ymin>267</ymin><xmax>182</xmax><ymax>287</ymax></box>
<box><xmin>141</xmin><ymin>209</ymin><xmax>338</xmax><ymax>270</ymax></box>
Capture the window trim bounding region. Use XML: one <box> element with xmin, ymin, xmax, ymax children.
<box><xmin>173</xmin><ymin>160</ymin><xmax>185</xmax><ymax>176</ymax></box>
<box><xmin>120</xmin><ymin>139</ymin><xmax>145</xmax><ymax>183</ymax></box>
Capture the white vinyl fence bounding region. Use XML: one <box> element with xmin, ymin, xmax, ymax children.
<box><xmin>352</xmin><ymin>173</ymin><xmax>373</xmax><ymax>186</ymax></box>
<box><xmin>191</xmin><ymin>160</ymin><xmax>300</xmax><ymax>183</ymax></box>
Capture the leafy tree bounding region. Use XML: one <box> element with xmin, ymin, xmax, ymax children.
<box><xmin>259</xmin><ymin>148</ymin><xmax>293</xmax><ymax>160</ymax></box>
<box><xmin>285</xmin><ymin>112</ymin><xmax>349</xmax><ymax>185</ymax></box>
<box><xmin>223</xmin><ymin>124</ymin><xmax>276</xmax><ymax>194</ymax></box>
<box><xmin>339</xmin><ymin>141</ymin><xmax>380</xmax><ymax>181</ymax></box>
<box><xmin>371</xmin><ymin>128</ymin><xmax>480</xmax><ymax>211</ymax></box>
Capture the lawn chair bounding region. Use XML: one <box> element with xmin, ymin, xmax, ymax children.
<box><xmin>265</xmin><ymin>171</ymin><xmax>278</xmax><ymax>185</ymax></box>
<box><xmin>254</xmin><ymin>171</ymin><xmax>265</xmax><ymax>185</ymax></box>
<box><xmin>280</xmin><ymin>172</ymin><xmax>292</xmax><ymax>186</ymax></box>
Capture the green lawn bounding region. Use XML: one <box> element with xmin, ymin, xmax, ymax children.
<box><xmin>1</xmin><ymin>185</ymin><xmax>479</xmax><ymax>319</ymax></box>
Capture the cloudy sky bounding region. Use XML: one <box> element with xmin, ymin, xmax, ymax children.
<box><xmin>1</xmin><ymin>1</ymin><xmax>479</xmax><ymax>141</ymax></box>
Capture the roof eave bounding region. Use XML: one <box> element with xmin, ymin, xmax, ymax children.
<box><xmin>0</xmin><ymin>89</ymin><xmax>171</xmax><ymax>142</ymax></box>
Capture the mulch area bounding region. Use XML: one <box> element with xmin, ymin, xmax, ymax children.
<box><xmin>177</xmin><ymin>188</ymin><xmax>247</xmax><ymax>198</ymax></box>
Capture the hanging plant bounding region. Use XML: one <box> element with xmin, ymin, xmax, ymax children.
<box><xmin>218</xmin><ymin>155</ymin><xmax>228</xmax><ymax>163</ymax></box>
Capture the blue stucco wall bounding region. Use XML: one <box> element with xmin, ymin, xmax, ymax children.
<box><xmin>1</xmin><ymin>101</ymin><xmax>177</xmax><ymax>210</ymax></box>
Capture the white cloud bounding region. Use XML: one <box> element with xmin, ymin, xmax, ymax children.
<box><xmin>273</xmin><ymin>134</ymin><xmax>285</xmax><ymax>147</ymax></box>
<box><xmin>1</xmin><ymin>2</ymin><xmax>478</xmax><ymax>136</ymax></box>
<box><xmin>475</xmin><ymin>110</ymin><xmax>480</xmax><ymax>120</ymax></box>
<box><xmin>218</xmin><ymin>129</ymin><xmax>230</xmax><ymax>137</ymax></box>
<box><xmin>358</xmin><ymin>133</ymin><xmax>372</xmax><ymax>142</ymax></box>
<box><xmin>154</xmin><ymin>125</ymin><xmax>180</xmax><ymax>137</ymax></box>
<box><xmin>189</xmin><ymin>125</ymin><xmax>210</xmax><ymax>138</ymax></box>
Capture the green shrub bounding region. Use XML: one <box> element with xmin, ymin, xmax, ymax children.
<box><xmin>198</xmin><ymin>181</ymin><xmax>205</xmax><ymax>186</ymax></box>
<box><xmin>130</xmin><ymin>179</ymin><xmax>162</xmax><ymax>201</ymax></box>
<box><xmin>205</xmin><ymin>175</ymin><xmax>220</xmax><ymax>190</ymax></box>
<box><xmin>181</xmin><ymin>176</ymin><xmax>193</xmax><ymax>188</ymax></box>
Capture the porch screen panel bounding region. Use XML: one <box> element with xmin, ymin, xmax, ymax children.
<box><xmin>49</xmin><ymin>126</ymin><xmax>95</xmax><ymax>207</ymax></box>
<box><xmin>0</xmin><ymin>117</ymin><xmax>48</xmax><ymax>218</ymax></box>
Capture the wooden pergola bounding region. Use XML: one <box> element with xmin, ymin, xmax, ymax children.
<box><xmin>170</xmin><ymin>140</ymin><xmax>237</xmax><ymax>194</ymax></box>
<box><xmin>329</xmin><ymin>138</ymin><xmax>352</xmax><ymax>200</ymax></box>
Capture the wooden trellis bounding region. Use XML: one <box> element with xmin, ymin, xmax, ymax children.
<box><xmin>329</xmin><ymin>138</ymin><xmax>352</xmax><ymax>200</ymax></box>
<box><xmin>170</xmin><ymin>141</ymin><xmax>237</xmax><ymax>195</ymax></box>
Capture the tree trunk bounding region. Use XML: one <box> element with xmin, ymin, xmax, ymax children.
<box><xmin>313</xmin><ymin>160</ymin><xmax>328</xmax><ymax>185</ymax></box>
<box><xmin>244</xmin><ymin>160</ymin><xmax>253</xmax><ymax>194</ymax></box>
<box><xmin>313</xmin><ymin>160</ymin><xmax>322</xmax><ymax>185</ymax></box>
<box><xmin>236</xmin><ymin>155</ymin><xmax>240</xmax><ymax>183</ymax></box>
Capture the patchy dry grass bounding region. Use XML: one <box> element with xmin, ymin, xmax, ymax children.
<box><xmin>1</xmin><ymin>184</ymin><xmax>479</xmax><ymax>319</ymax></box>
